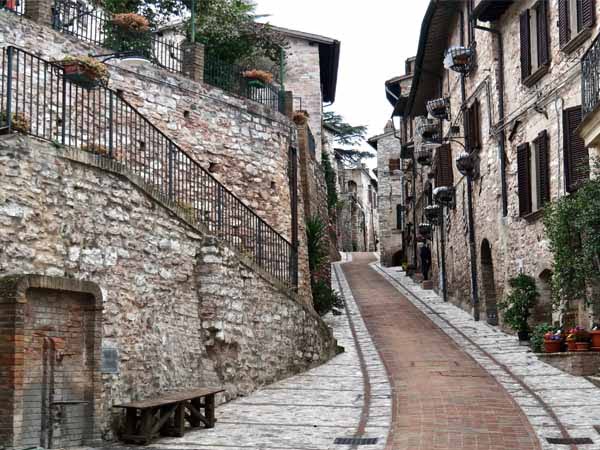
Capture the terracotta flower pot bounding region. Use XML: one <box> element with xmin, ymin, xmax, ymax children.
<box><xmin>567</xmin><ymin>340</ymin><xmax>577</xmax><ymax>351</ymax></box>
<box><xmin>576</xmin><ymin>342</ymin><xmax>591</xmax><ymax>351</ymax></box>
<box><xmin>590</xmin><ymin>330</ymin><xmax>600</xmax><ymax>351</ymax></box>
<box><xmin>544</xmin><ymin>340</ymin><xmax>561</xmax><ymax>353</ymax></box>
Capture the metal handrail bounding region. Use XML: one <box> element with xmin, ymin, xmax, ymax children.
<box><xmin>52</xmin><ymin>0</ymin><xmax>184</xmax><ymax>74</ymax></box>
<box><xmin>582</xmin><ymin>32</ymin><xmax>600</xmax><ymax>117</ymax></box>
<box><xmin>0</xmin><ymin>45</ymin><xmax>298</xmax><ymax>287</ymax></box>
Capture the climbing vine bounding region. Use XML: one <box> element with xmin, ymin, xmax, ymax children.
<box><xmin>544</xmin><ymin>163</ymin><xmax>600</xmax><ymax>313</ymax></box>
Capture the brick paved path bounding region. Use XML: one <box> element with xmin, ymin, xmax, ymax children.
<box><xmin>341</xmin><ymin>253</ymin><xmax>540</xmax><ymax>450</ymax></box>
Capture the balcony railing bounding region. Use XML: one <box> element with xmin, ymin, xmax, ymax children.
<box><xmin>203</xmin><ymin>53</ymin><xmax>284</xmax><ymax>114</ymax></box>
<box><xmin>582</xmin><ymin>33</ymin><xmax>600</xmax><ymax>118</ymax></box>
<box><xmin>52</xmin><ymin>0</ymin><xmax>184</xmax><ymax>74</ymax></box>
<box><xmin>0</xmin><ymin>46</ymin><xmax>298</xmax><ymax>288</ymax></box>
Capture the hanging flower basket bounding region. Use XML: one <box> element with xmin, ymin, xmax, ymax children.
<box><xmin>414</xmin><ymin>146</ymin><xmax>433</xmax><ymax>166</ymax></box>
<box><xmin>424</xmin><ymin>205</ymin><xmax>441</xmax><ymax>224</ymax></box>
<box><xmin>418</xmin><ymin>223</ymin><xmax>432</xmax><ymax>236</ymax></box>
<box><xmin>433</xmin><ymin>186</ymin><xmax>455</xmax><ymax>205</ymax></box>
<box><xmin>444</xmin><ymin>46</ymin><xmax>474</xmax><ymax>74</ymax></box>
<box><xmin>400</xmin><ymin>143</ymin><xmax>413</xmax><ymax>160</ymax></box>
<box><xmin>416</xmin><ymin>118</ymin><xmax>439</xmax><ymax>141</ymax></box>
<box><xmin>242</xmin><ymin>69</ymin><xmax>274</xmax><ymax>88</ymax></box>
<box><xmin>110</xmin><ymin>13</ymin><xmax>150</xmax><ymax>32</ymax></box>
<box><xmin>456</xmin><ymin>151</ymin><xmax>476</xmax><ymax>176</ymax></box>
<box><xmin>58</xmin><ymin>56</ymin><xmax>109</xmax><ymax>89</ymax></box>
<box><xmin>293</xmin><ymin>110</ymin><xmax>309</xmax><ymax>126</ymax></box>
<box><xmin>427</xmin><ymin>98</ymin><xmax>449</xmax><ymax>120</ymax></box>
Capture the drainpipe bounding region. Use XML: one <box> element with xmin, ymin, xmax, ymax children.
<box><xmin>474</xmin><ymin>23</ymin><xmax>508</xmax><ymax>217</ymax></box>
<box><xmin>461</xmin><ymin>73</ymin><xmax>480</xmax><ymax>321</ymax></box>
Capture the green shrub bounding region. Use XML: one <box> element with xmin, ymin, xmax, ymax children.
<box><xmin>312</xmin><ymin>279</ymin><xmax>344</xmax><ymax>316</ymax></box>
<box><xmin>497</xmin><ymin>274</ymin><xmax>538</xmax><ymax>333</ymax></box>
<box><xmin>531</xmin><ymin>323</ymin><xmax>555</xmax><ymax>353</ymax></box>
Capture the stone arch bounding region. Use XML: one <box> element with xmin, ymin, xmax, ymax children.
<box><xmin>480</xmin><ymin>239</ymin><xmax>498</xmax><ymax>325</ymax></box>
<box><xmin>348</xmin><ymin>180</ymin><xmax>357</xmax><ymax>193</ymax></box>
<box><xmin>533</xmin><ymin>269</ymin><xmax>553</xmax><ymax>325</ymax></box>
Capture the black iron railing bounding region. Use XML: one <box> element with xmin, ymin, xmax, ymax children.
<box><xmin>0</xmin><ymin>46</ymin><xmax>298</xmax><ymax>287</ymax></box>
<box><xmin>52</xmin><ymin>0</ymin><xmax>183</xmax><ymax>74</ymax></box>
<box><xmin>582</xmin><ymin>33</ymin><xmax>600</xmax><ymax>118</ymax></box>
<box><xmin>204</xmin><ymin>53</ymin><xmax>284</xmax><ymax>113</ymax></box>
<box><xmin>1</xmin><ymin>0</ymin><xmax>24</xmax><ymax>15</ymax></box>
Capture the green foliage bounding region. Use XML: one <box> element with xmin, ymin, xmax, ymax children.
<box><xmin>306</xmin><ymin>216</ymin><xmax>327</xmax><ymax>274</ymax></box>
<box><xmin>306</xmin><ymin>215</ymin><xmax>342</xmax><ymax>316</ymax></box>
<box><xmin>321</xmin><ymin>152</ymin><xmax>339</xmax><ymax>215</ymax></box>
<box><xmin>530</xmin><ymin>323</ymin><xmax>555</xmax><ymax>353</ymax></box>
<box><xmin>311</xmin><ymin>279</ymin><xmax>344</xmax><ymax>316</ymax></box>
<box><xmin>543</xmin><ymin>169</ymin><xmax>600</xmax><ymax>312</ymax></box>
<box><xmin>323</xmin><ymin>111</ymin><xmax>367</xmax><ymax>146</ymax></box>
<box><xmin>497</xmin><ymin>274</ymin><xmax>539</xmax><ymax>333</ymax></box>
<box><xmin>103</xmin><ymin>25</ymin><xmax>153</xmax><ymax>59</ymax></box>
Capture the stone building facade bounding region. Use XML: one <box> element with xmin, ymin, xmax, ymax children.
<box><xmin>0</xmin><ymin>4</ymin><xmax>341</xmax><ymax>449</ymax></box>
<box><xmin>387</xmin><ymin>0</ymin><xmax>600</xmax><ymax>329</ymax></box>
<box><xmin>337</xmin><ymin>165</ymin><xmax>379</xmax><ymax>252</ymax></box>
<box><xmin>368</xmin><ymin>123</ymin><xmax>404</xmax><ymax>267</ymax></box>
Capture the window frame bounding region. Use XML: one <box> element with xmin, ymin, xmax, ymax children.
<box><xmin>520</xmin><ymin>0</ymin><xmax>550</xmax><ymax>87</ymax></box>
<box><xmin>559</xmin><ymin>0</ymin><xmax>595</xmax><ymax>53</ymax></box>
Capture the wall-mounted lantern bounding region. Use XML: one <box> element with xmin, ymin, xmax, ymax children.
<box><xmin>444</xmin><ymin>46</ymin><xmax>474</xmax><ymax>74</ymax></box>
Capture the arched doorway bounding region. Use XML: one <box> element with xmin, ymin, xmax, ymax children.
<box><xmin>392</xmin><ymin>250</ymin><xmax>404</xmax><ymax>267</ymax></box>
<box><xmin>481</xmin><ymin>239</ymin><xmax>498</xmax><ymax>326</ymax></box>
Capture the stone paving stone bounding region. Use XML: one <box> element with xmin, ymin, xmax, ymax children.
<box><xmin>374</xmin><ymin>260</ymin><xmax>600</xmax><ymax>450</ymax></box>
<box><xmin>121</xmin><ymin>252</ymin><xmax>392</xmax><ymax>450</ymax></box>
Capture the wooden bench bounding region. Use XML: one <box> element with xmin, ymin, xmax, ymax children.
<box><xmin>113</xmin><ymin>387</ymin><xmax>225</xmax><ymax>444</ymax></box>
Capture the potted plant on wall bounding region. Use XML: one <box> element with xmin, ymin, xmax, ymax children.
<box><xmin>531</xmin><ymin>323</ymin><xmax>554</xmax><ymax>352</ymax></box>
<box><xmin>544</xmin><ymin>330</ymin><xmax>563</xmax><ymax>353</ymax></box>
<box><xmin>104</xmin><ymin>13</ymin><xmax>153</xmax><ymax>59</ymax></box>
<box><xmin>570</xmin><ymin>327</ymin><xmax>591</xmax><ymax>351</ymax></box>
<box><xmin>59</xmin><ymin>56</ymin><xmax>110</xmax><ymax>89</ymax></box>
<box><xmin>497</xmin><ymin>274</ymin><xmax>539</xmax><ymax>341</ymax></box>
<box><xmin>242</xmin><ymin>69</ymin><xmax>274</xmax><ymax>88</ymax></box>
<box><xmin>1</xmin><ymin>112</ymin><xmax>31</xmax><ymax>133</ymax></box>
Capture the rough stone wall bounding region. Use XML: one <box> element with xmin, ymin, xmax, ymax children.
<box><xmin>426</xmin><ymin>1</ymin><xmax>600</xmax><ymax>325</ymax></box>
<box><xmin>0</xmin><ymin>135</ymin><xmax>337</xmax><ymax>448</ymax></box>
<box><xmin>285</xmin><ymin>36</ymin><xmax>323</xmax><ymax>160</ymax></box>
<box><xmin>374</xmin><ymin>129</ymin><xmax>404</xmax><ymax>266</ymax></box>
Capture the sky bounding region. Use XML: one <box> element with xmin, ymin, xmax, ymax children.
<box><xmin>255</xmin><ymin>0</ymin><xmax>429</xmax><ymax>164</ymax></box>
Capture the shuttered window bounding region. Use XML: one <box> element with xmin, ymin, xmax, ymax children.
<box><xmin>563</xmin><ymin>106</ymin><xmax>590</xmax><ymax>192</ymax></box>
<box><xmin>559</xmin><ymin>0</ymin><xmax>595</xmax><ymax>48</ymax></box>
<box><xmin>517</xmin><ymin>143</ymin><xmax>532</xmax><ymax>216</ymax></box>
<box><xmin>435</xmin><ymin>144</ymin><xmax>454</xmax><ymax>188</ymax></box>
<box><xmin>520</xmin><ymin>0</ymin><xmax>550</xmax><ymax>84</ymax></box>
<box><xmin>465</xmin><ymin>100</ymin><xmax>481</xmax><ymax>151</ymax></box>
<box><xmin>389</xmin><ymin>158</ymin><xmax>401</xmax><ymax>173</ymax></box>
<box><xmin>534</xmin><ymin>130</ymin><xmax>551</xmax><ymax>207</ymax></box>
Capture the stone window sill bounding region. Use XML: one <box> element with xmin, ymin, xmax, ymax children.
<box><xmin>522</xmin><ymin>209</ymin><xmax>545</xmax><ymax>222</ymax></box>
<box><xmin>561</xmin><ymin>27</ymin><xmax>593</xmax><ymax>54</ymax></box>
<box><xmin>523</xmin><ymin>64</ymin><xmax>549</xmax><ymax>88</ymax></box>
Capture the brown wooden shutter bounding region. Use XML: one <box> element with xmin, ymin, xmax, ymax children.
<box><xmin>582</xmin><ymin>0</ymin><xmax>596</xmax><ymax>28</ymax></box>
<box><xmin>435</xmin><ymin>144</ymin><xmax>454</xmax><ymax>188</ymax></box>
<box><xmin>536</xmin><ymin>0</ymin><xmax>550</xmax><ymax>66</ymax></box>
<box><xmin>563</xmin><ymin>106</ymin><xmax>590</xmax><ymax>192</ymax></box>
<box><xmin>535</xmin><ymin>130</ymin><xmax>550</xmax><ymax>206</ymax></box>
<box><xmin>517</xmin><ymin>143</ymin><xmax>532</xmax><ymax>216</ymax></box>
<box><xmin>389</xmin><ymin>158</ymin><xmax>400</xmax><ymax>173</ymax></box>
<box><xmin>558</xmin><ymin>0</ymin><xmax>570</xmax><ymax>46</ymax></box>
<box><xmin>520</xmin><ymin>10</ymin><xmax>531</xmax><ymax>81</ymax></box>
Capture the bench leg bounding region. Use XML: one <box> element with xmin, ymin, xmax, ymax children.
<box><xmin>188</xmin><ymin>398</ymin><xmax>202</xmax><ymax>427</ymax></box>
<box><xmin>140</xmin><ymin>408</ymin><xmax>155</xmax><ymax>444</ymax></box>
<box><xmin>125</xmin><ymin>408</ymin><xmax>138</xmax><ymax>436</ymax></box>
<box><xmin>174</xmin><ymin>403</ymin><xmax>185</xmax><ymax>437</ymax></box>
<box><xmin>205</xmin><ymin>394</ymin><xmax>216</xmax><ymax>428</ymax></box>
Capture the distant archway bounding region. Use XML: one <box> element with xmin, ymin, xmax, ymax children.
<box><xmin>348</xmin><ymin>180</ymin><xmax>357</xmax><ymax>193</ymax></box>
<box><xmin>481</xmin><ymin>239</ymin><xmax>498</xmax><ymax>326</ymax></box>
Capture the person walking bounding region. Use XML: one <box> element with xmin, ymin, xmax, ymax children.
<box><xmin>420</xmin><ymin>242</ymin><xmax>431</xmax><ymax>281</ymax></box>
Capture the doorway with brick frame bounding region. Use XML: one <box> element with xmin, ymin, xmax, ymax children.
<box><xmin>480</xmin><ymin>239</ymin><xmax>499</xmax><ymax>326</ymax></box>
<box><xmin>0</xmin><ymin>276</ymin><xmax>103</xmax><ymax>450</ymax></box>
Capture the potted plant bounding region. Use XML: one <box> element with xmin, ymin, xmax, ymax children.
<box><xmin>426</xmin><ymin>98</ymin><xmax>449</xmax><ymax>120</ymax></box>
<box><xmin>531</xmin><ymin>323</ymin><xmax>554</xmax><ymax>352</ymax></box>
<box><xmin>104</xmin><ymin>13</ymin><xmax>152</xmax><ymax>59</ymax></box>
<box><xmin>497</xmin><ymin>274</ymin><xmax>538</xmax><ymax>341</ymax></box>
<box><xmin>591</xmin><ymin>324</ymin><xmax>600</xmax><ymax>351</ymax></box>
<box><xmin>570</xmin><ymin>327</ymin><xmax>591</xmax><ymax>351</ymax></box>
<box><xmin>414</xmin><ymin>146</ymin><xmax>433</xmax><ymax>166</ymax></box>
<box><xmin>544</xmin><ymin>331</ymin><xmax>563</xmax><ymax>353</ymax></box>
<box><xmin>242</xmin><ymin>69</ymin><xmax>274</xmax><ymax>88</ymax></box>
<box><xmin>1</xmin><ymin>111</ymin><xmax>30</xmax><ymax>133</ymax></box>
<box><xmin>59</xmin><ymin>56</ymin><xmax>109</xmax><ymax>89</ymax></box>
<box><xmin>566</xmin><ymin>332</ymin><xmax>577</xmax><ymax>351</ymax></box>
<box><xmin>293</xmin><ymin>110</ymin><xmax>309</xmax><ymax>126</ymax></box>
<box><xmin>444</xmin><ymin>46</ymin><xmax>474</xmax><ymax>74</ymax></box>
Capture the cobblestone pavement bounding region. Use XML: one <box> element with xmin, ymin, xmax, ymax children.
<box><xmin>337</xmin><ymin>253</ymin><xmax>540</xmax><ymax>450</ymax></box>
<box><xmin>134</xmin><ymin>253</ymin><xmax>392</xmax><ymax>450</ymax></box>
<box><xmin>372</xmin><ymin>257</ymin><xmax>600</xmax><ymax>450</ymax></box>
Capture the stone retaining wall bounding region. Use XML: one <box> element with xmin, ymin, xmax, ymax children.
<box><xmin>0</xmin><ymin>135</ymin><xmax>337</xmax><ymax>448</ymax></box>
